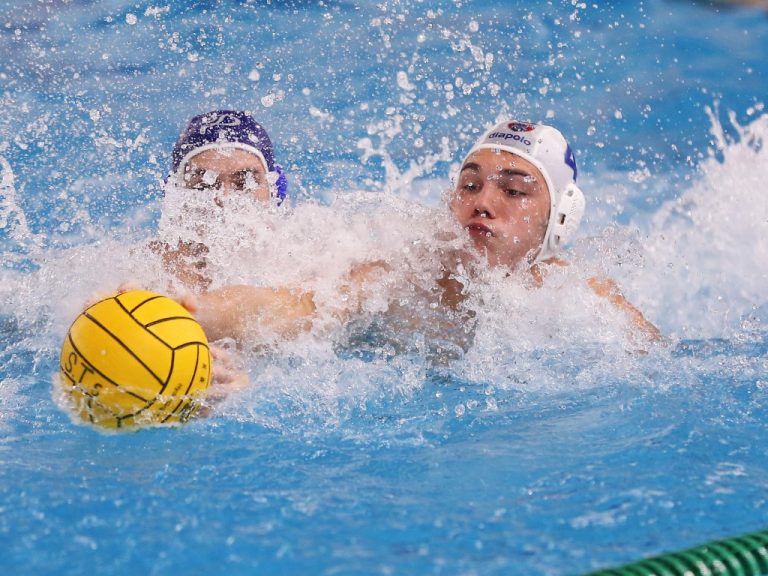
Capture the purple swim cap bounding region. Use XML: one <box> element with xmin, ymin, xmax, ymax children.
<box><xmin>170</xmin><ymin>110</ymin><xmax>287</xmax><ymax>202</ymax></box>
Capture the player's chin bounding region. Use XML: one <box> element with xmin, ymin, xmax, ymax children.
<box><xmin>469</xmin><ymin>239</ymin><xmax>498</xmax><ymax>266</ymax></box>
<box><xmin>485</xmin><ymin>247</ymin><xmax>527</xmax><ymax>270</ymax></box>
<box><xmin>470</xmin><ymin>236</ymin><xmax>493</xmax><ymax>255</ymax></box>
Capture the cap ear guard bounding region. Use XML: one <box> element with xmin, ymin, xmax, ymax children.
<box><xmin>548</xmin><ymin>182</ymin><xmax>585</xmax><ymax>251</ymax></box>
<box><xmin>271</xmin><ymin>164</ymin><xmax>288</xmax><ymax>205</ymax></box>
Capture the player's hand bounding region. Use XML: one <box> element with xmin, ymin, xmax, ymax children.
<box><xmin>204</xmin><ymin>342</ymin><xmax>250</xmax><ymax>404</ymax></box>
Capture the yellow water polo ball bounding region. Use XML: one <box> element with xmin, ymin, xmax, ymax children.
<box><xmin>59</xmin><ymin>290</ymin><xmax>211</xmax><ymax>429</ymax></box>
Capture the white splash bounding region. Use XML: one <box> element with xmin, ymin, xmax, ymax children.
<box><xmin>638</xmin><ymin>109</ymin><xmax>768</xmax><ymax>338</ymax></box>
<box><xmin>0</xmin><ymin>156</ymin><xmax>44</xmax><ymax>265</ymax></box>
<box><xmin>3</xmin><ymin>110</ymin><xmax>767</xmax><ymax>430</ymax></box>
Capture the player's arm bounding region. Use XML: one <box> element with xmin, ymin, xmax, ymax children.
<box><xmin>149</xmin><ymin>239</ymin><xmax>211</xmax><ymax>292</ymax></box>
<box><xmin>587</xmin><ymin>277</ymin><xmax>662</xmax><ymax>341</ymax></box>
<box><xmin>536</xmin><ymin>259</ymin><xmax>662</xmax><ymax>342</ymax></box>
<box><xmin>192</xmin><ymin>285</ymin><xmax>316</xmax><ymax>343</ymax></box>
<box><xmin>189</xmin><ymin>261</ymin><xmax>389</xmax><ymax>344</ymax></box>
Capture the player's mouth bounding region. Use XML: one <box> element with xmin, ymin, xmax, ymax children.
<box><xmin>467</xmin><ymin>222</ymin><xmax>493</xmax><ymax>238</ymax></box>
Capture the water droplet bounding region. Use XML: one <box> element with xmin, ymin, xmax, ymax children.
<box><xmin>396</xmin><ymin>70</ymin><xmax>415</xmax><ymax>91</ymax></box>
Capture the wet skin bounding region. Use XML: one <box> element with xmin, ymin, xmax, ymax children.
<box><xmin>181</xmin><ymin>147</ymin><xmax>271</xmax><ymax>202</ymax></box>
<box><xmin>449</xmin><ymin>148</ymin><xmax>551</xmax><ymax>269</ymax></box>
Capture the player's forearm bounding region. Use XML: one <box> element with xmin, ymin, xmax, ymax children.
<box><xmin>587</xmin><ymin>277</ymin><xmax>662</xmax><ymax>341</ymax></box>
<box><xmin>196</xmin><ymin>285</ymin><xmax>316</xmax><ymax>342</ymax></box>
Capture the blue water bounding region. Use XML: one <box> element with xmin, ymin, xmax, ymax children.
<box><xmin>2</xmin><ymin>1</ymin><xmax>768</xmax><ymax>574</ymax></box>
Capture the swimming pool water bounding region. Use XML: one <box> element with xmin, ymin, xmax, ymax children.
<box><xmin>1</xmin><ymin>1</ymin><xmax>768</xmax><ymax>574</ymax></box>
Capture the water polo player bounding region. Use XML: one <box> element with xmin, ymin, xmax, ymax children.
<box><xmin>168</xmin><ymin>109</ymin><xmax>287</xmax><ymax>203</ymax></box>
<box><xmin>446</xmin><ymin>119</ymin><xmax>659</xmax><ymax>338</ymax></box>
<box><xmin>190</xmin><ymin>119</ymin><xmax>659</xmax><ymax>348</ymax></box>
<box><xmin>449</xmin><ymin>120</ymin><xmax>584</xmax><ymax>270</ymax></box>
<box><xmin>154</xmin><ymin>110</ymin><xmax>288</xmax><ymax>291</ymax></box>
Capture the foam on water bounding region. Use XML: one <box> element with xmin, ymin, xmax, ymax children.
<box><xmin>0</xmin><ymin>155</ymin><xmax>44</xmax><ymax>267</ymax></box>
<box><xmin>641</xmin><ymin>107</ymin><xmax>768</xmax><ymax>339</ymax></box>
<box><xmin>2</xmin><ymin>107</ymin><xmax>767</xmax><ymax>436</ymax></box>
<box><xmin>155</xmin><ymin>189</ymin><xmax>645</xmax><ymax>423</ymax></box>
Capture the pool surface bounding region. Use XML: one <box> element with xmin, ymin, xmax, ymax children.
<box><xmin>1</xmin><ymin>1</ymin><xmax>768</xmax><ymax>574</ymax></box>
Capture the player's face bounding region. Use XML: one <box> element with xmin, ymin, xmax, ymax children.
<box><xmin>181</xmin><ymin>147</ymin><xmax>270</xmax><ymax>201</ymax></box>
<box><xmin>449</xmin><ymin>148</ymin><xmax>551</xmax><ymax>269</ymax></box>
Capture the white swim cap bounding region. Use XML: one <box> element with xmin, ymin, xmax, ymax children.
<box><xmin>463</xmin><ymin>120</ymin><xmax>585</xmax><ymax>262</ymax></box>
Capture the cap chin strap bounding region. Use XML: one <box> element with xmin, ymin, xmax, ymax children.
<box><xmin>535</xmin><ymin>182</ymin><xmax>585</xmax><ymax>262</ymax></box>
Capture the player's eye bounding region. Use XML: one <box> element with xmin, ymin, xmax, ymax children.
<box><xmin>232</xmin><ymin>171</ymin><xmax>261</xmax><ymax>191</ymax></box>
<box><xmin>189</xmin><ymin>181</ymin><xmax>216</xmax><ymax>191</ymax></box>
<box><xmin>458</xmin><ymin>176</ymin><xmax>481</xmax><ymax>193</ymax></box>
<box><xmin>186</xmin><ymin>170</ymin><xmax>220</xmax><ymax>191</ymax></box>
